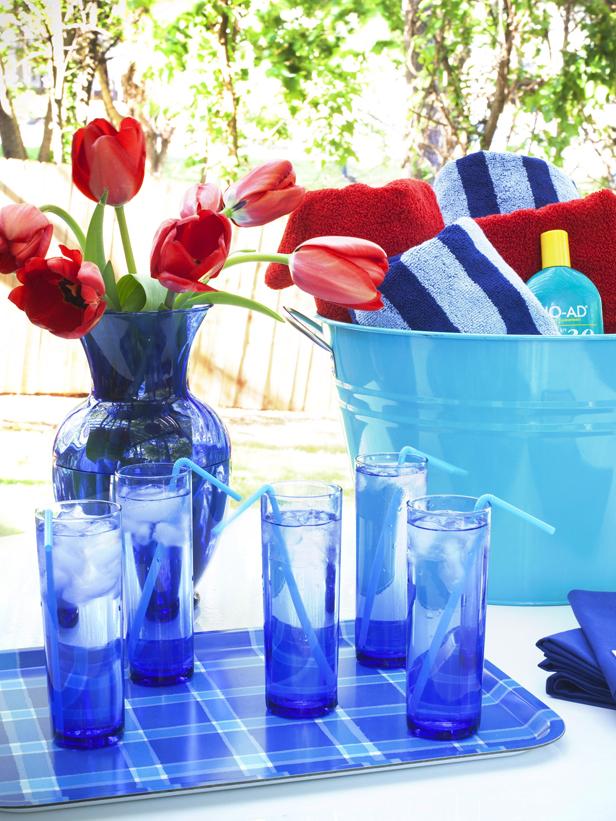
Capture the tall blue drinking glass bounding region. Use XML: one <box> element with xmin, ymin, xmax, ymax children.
<box><xmin>406</xmin><ymin>495</ymin><xmax>490</xmax><ymax>740</ymax></box>
<box><xmin>355</xmin><ymin>453</ymin><xmax>427</xmax><ymax>667</ymax></box>
<box><xmin>35</xmin><ymin>501</ymin><xmax>124</xmax><ymax>749</ymax></box>
<box><xmin>261</xmin><ymin>482</ymin><xmax>342</xmax><ymax>718</ymax></box>
<box><xmin>115</xmin><ymin>463</ymin><xmax>194</xmax><ymax>686</ymax></box>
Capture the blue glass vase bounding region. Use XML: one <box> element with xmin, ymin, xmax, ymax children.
<box><xmin>52</xmin><ymin>306</ymin><xmax>230</xmax><ymax>591</ymax></box>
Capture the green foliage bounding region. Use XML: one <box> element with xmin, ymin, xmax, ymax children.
<box><xmin>116</xmin><ymin>274</ymin><xmax>167</xmax><ymax>312</ymax></box>
<box><xmin>150</xmin><ymin>0</ymin><xmax>252</xmax><ymax>179</ymax></box>
<box><xmin>84</xmin><ymin>195</ymin><xmax>108</xmax><ymax>271</ymax></box>
<box><xmin>1</xmin><ymin>0</ymin><xmax>615</xmax><ymax>184</ymax></box>
<box><xmin>177</xmin><ymin>289</ymin><xmax>284</xmax><ymax>321</ymax></box>
<box><xmin>383</xmin><ymin>0</ymin><xmax>616</xmax><ymax>179</ymax></box>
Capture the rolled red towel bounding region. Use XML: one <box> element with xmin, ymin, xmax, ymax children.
<box><xmin>265</xmin><ymin>179</ymin><xmax>444</xmax><ymax>321</ymax></box>
<box><xmin>478</xmin><ymin>189</ymin><xmax>616</xmax><ymax>332</ymax></box>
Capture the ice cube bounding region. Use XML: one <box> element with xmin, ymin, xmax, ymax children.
<box><xmin>63</xmin><ymin>554</ymin><xmax>121</xmax><ymax>604</ymax></box>
<box><xmin>84</xmin><ymin>528</ymin><xmax>121</xmax><ymax>567</ymax></box>
<box><xmin>53</xmin><ymin>541</ymin><xmax>85</xmax><ymax>572</ymax></box>
<box><xmin>120</xmin><ymin>486</ymin><xmax>185</xmax><ymax>526</ymax></box>
<box><xmin>153</xmin><ymin>520</ymin><xmax>188</xmax><ymax>548</ymax></box>
<box><xmin>439</xmin><ymin>536</ymin><xmax>466</xmax><ymax>589</ymax></box>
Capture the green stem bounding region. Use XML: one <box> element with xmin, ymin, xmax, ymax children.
<box><xmin>115</xmin><ymin>206</ymin><xmax>137</xmax><ymax>274</ymax></box>
<box><xmin>222</xmin><ymin>252</ymin><xmax>289</xmax><ymax>269</ymax></box>
<box><xmin>164</xmin><ymin>289</ymin><xmax>176</xmax><ymax>309</ymax></box>
<box><xmin>40</xmin><ymin>204</ymin><xmax>86</xmax><ymax>250</ymax></box>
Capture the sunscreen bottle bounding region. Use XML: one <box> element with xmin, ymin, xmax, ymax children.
<box><xmin>527</xmin><ymin>229</ymin><xmax>603</xmax><ymax>335</ymax></box>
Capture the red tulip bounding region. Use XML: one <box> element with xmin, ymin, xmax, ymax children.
<box><xmin>180</xmin><ymin>182</ymin><xmax>223</xmax><ymax>218</ymax></box>
<box><xmin>0</xmin><ymin>204</ymin><xmax>53</xmax><ymax>274</ymax></box>
<box><xmin>71</xmin><ymin>117</ymin><xmax>146</xmax><ymax>206</ymax></box>
<box><xmin>8</xmin><ymin>246</ymin><xmax>106</xmax><ymax>338</ymax></box>
<box><xmin>223</xmin><ymin>160</ymin><xmax>305</xmax><ymax>227</ymax></box>
<box><xmin>289</xmin><ymin>236</ymin><xmax>387</xmax><ymax>310</ymax></box>
<box><xmin>150</xmin><ymin>210</ymin><xmax>232</xmax><ymax>292</ymax></box>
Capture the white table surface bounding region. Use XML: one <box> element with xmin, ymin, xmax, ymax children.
<box><xmin>1</xmin><ymin>509</ymin><xmax>614</xmax><ymax>820</ymax></box>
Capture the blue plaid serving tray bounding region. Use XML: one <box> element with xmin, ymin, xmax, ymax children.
<box><xmin>0</xmin><ymin>622</ymin><xmax>564</xmax><ymax>812</ymax></box>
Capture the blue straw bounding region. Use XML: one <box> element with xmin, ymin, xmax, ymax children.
<box><xmin>474</xmin><ymin>493</ymin><xmax>556</xmax><ymax>534</ymax></box>
<box><xmin>129</xmin><ymin>542</ymin><xmax>165</xmax><ymax>657</ymax></box>
<box><xmin>212</xmin><ymin>484</ymin><xmax>270</xmax><ymax>536</ymax></box>
<box><xmin>172</xmin><ymin>457</ymin><xmax>242</xmax><ymax>501</ymax></box>
<box><xmin>409</xmin><ymin>494</ymin><xmax>555</xmax><ymax>715</ymax></box>
<box><xmin>398</xmin><ymin>445</ymin><xmax>467</xmax><ymax>476</ymax></box>
<box><xmin>358</xmin><ymin>445</ymin><xmax>463</xmax><ymax>649</ymax></box>
<box><xmin>129</xmin><ymin>457</ymin><xmax>242</xmax><ymax>652</ymax></box>
<box><xmin>215</xmin><ymin>483</ymin><xmax>335</xmax><ymax>687</ymax></box>
<box><xmin>43</xmin><ymin>509</ymin><xmax>63</xmax><ymax>735</ymax></box>
<box><xmin>357</xmin><ymin>486</ymin><xmax>404</xmax><ymax>649</ymax></box>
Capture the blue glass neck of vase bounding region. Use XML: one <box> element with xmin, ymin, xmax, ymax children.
<box><xmin>81</xmin><ymin>307</ymin><xmax>209</xmax><ymax>401</ymax></box>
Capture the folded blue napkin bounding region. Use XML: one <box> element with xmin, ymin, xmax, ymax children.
<box><xmin>536</xmin><ymin>590</ymin><xmax>616</xmax><ymax>709</ymax></box>
<box><xmin>434</xmin><ymin>151</ymin><xmax>579</xmax><ymax>223</ymax></box>
<box><xmin>352</xmin><ymin>217</ymin><xmax>558</xmax><ymax>335</ymax></box>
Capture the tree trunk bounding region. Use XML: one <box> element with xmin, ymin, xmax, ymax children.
<box><xmin>97</xmin><ymin>61</ymin><xmax>123</xmax><ymax>127</ymax></box>
<box><xmin>145</xmin><ymin>131</ymin><xmax>172</xmax><ymax>174</ymax></box>
<box><xmin>121</xmin><ymin>62</ymin><xmax>174</xmax><ymax>173</ymax></box>
<box><xmin>402</xmin><ymin>0</ymin><xmax>444</xmax><ymax>175</ymax></box>
<box><xmin>45</xmin><ymin>0</ymin><xmax>66</xmax><ymax>162</ymax></box>
<box><xmin>217</xmin><ymin>5</ymin><xmax>240</xmax><ymax>167</ymax></box>
<box><xmin>480</xmin><ymin>0</ymin><xmax>515</xmax><ymax>149</ymax></box>
<box><xmin>0</xmin><ymin>58</ymin><xmax>27</xmax><ymax>159</ymax></box>
<box><xmin>71</xmin><ymin>30</ymin><xmax>101</xmax><ymax>124</ymax></box>
<box><xmin>38</xmin><ymin>98</ymin><xmax>53</xmax><ymax>162</ymax></box>
<box><xmin>0</xmin><ymin>101</ymin><xmax>27</xmax><ymax>159</ymax></box>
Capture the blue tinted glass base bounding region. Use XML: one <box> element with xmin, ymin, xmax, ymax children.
<box><xmin>355</xmin><ymin>619</ymin><xmax>406</xmax><ymax>669</ymax></box>
<box><xmin>131</xmin><ymin>668</ymin><xmax>194</xmax><ymax>687</ymax></box>
<box><xmin>130</xmin><ymin>637</ymin><xmax>194</xmax><ymax>687</ymax></box>
<box><xmin>55</xmin><ymin>724</ymin><xmax>124</xmax><ymax>750</ymax></box>
<box><xmin>266</xmin><ymin>695</ymin><xmax>337</xmax><ymax>719</ymax></box>
<box><xmin>0</xmin><ymin>623</ymin><xmax>565</xmax><ymax>811</ymax></box>
<box><xmin>356</xmin><ymin>649</ymin><xmax>405</xmax><ymax>669</ymax></box>
<box><xmin>265</xmin><ymin>619</ymin><xmax>338</xmax><ymax>719</ymax></box>
<box><xmin>407</xmin><ymin>717</ymin><xmax>478</xmax><ymax>741</ymax></box>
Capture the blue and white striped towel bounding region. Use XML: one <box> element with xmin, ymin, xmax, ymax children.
<box><xmin>353</xmin><ymin>218</ymin><xmax>559</xmax><ymax>335</ymax></box>
<box><xmin>434</xmin><ymin>151</ymin><xmax>579</xmax><ymax>223</ymax></box>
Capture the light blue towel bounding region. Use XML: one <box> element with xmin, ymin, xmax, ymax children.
<box><xmin>434</xmin><ymin>151</ymin><xmax>579</xmax><ymax>223</ymax></box>
<box><xmin>353</xmin><ymin>218</ymin><xmax>559</xmax><ymax>335</ymax></box>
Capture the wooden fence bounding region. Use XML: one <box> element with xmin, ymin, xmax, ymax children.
<box><xmin>0</xmin><ymin>159</ymin><xmax>337</xmax><ymax>412</ymax></box>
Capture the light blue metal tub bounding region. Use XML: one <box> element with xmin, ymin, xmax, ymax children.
<box><xmin>285</xmin><ymin>308</ymin><xmax>616</xmax><ymax>605</ymax></box>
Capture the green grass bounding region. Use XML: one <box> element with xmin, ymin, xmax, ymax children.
<box><xmin>0</xmin><ymin>478</ymin><xmax>46</xmax><ymax>486</ymax></box>
<box><xmin>0</xmin><ymin>407</ymin><xmax>351</xmax><ymax>537</ymax></box>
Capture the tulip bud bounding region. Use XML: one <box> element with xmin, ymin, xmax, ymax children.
<box><xmin>150</xmin><ymin>210</ymin><xmax>233</xmax><ymax>293</ymax></box>
<box><xmin>289</xmin><ymin>236</ymin><xmax>387</xmax><ymax>310</ymax></box>
<box><xmin>72</xmin><ymin>117</ymin><xmax>146</xmax><ymax>206</ymax></box>
<box><xmin>0</xmin><ymin>204</ymin><xmax>53</xmax><ymax>274</ymax></box>
<box><xmin>223</xmin><ymin>160</ymin><xmax>305</xmax><ymax>227</ymax></box>
<box><xmin>180</xmin><ymin>182</ymin><xmax>223</xmax><ymax>218</ymax></box>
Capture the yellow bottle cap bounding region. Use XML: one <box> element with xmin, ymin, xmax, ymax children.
<box><xmin>541</xmin><ymin>229</ymin><xmax>571</xmax><ymax>269</ymax></box>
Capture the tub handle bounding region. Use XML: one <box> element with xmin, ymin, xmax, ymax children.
<box><xmin>283</xmin><ymin>307</ymin><xmax>333</xmax><ymax>353</ymax></box>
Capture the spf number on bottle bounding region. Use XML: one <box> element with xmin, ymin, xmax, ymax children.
<box><xmin>563</xmin><ymin>328</ymin><xmax>594</xmax><ymax>335</ymax></box>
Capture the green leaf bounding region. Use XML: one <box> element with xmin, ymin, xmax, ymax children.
<box><xmin>116</xmin><ymin>274</ymin><xmax>168</xmax><ymax>313</ymax></box>
<box><xmin>84</xmin><ymin>193</ymin><xmax>108</xmax><ymax>272</ymax></box>
<box><xmin>102</xmin><ymin>261</ymin><xmax>120</xmax><ymax>311</ymax></box>
<box><xmin>181</xmin><ymin>290</ymin><xmax>284</xmax><ymax>321</ymax></box>
<box><xmin>116</xmin><ymin>273</ymin><xmax>146</xmax><ymax>312</ymax></box>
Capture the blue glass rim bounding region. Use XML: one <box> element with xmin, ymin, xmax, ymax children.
<box><xmin>355</xmin><ymin>452</ymin><xmax>427</xmax><ymax>474</ymax></box>
<box><xmin>266</xmin><ymin>480</ymin><xmax>342</xmax><ymax>501</ymax></box>
<box><xmin>115</xmin><ymin>462</ymin><xmax>191</xmax><ymax>481</ymax></box>
<box><xmin>101</xmin><ymin>305</ymin><xmax>211</xmax><ymax>318</ymax></box>
<box><xmin>35</xmin><ymin>500</ymin><xmax>121</xmax><ymax>523</ymax></box>
<box><xmin>407</xmin><ymin>494</ymin><xmax>490</xmax><ymax>531</ymax></box>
